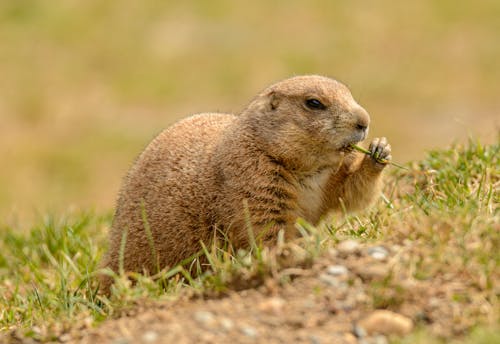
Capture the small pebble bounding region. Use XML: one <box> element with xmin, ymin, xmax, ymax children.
<box><xmin>429</xmin><ymin>297</ymin><xmax>440</xmax><ymax>308</ymax></box>
<box><xmin>356</xmin><ymin>264</ymin><xmax>389</xmax><ymax>281</ymax></box>
<box><xmin>367</xmin><ymin>246</ymin><xmax>389</xmax><ymax>260</ymax></box>
<box><xmin>220</xmin><ymin>317</ymin><xmax>234</xmax><ymax>331</ymax></box>
<box><xmin>112</xmin><ymin>339</ymin><xmax>130</xmax><ymax>344</ymax></box>
<box><xmin>200</xmin><ymin>332</ymin><xmax>217</xmax><ymax>342</ymax></box>
<box><xmin>357</xmin><ymin>310</ymin><xmax>413</xmax><ymax>336</ymax></box>
<box><xmin>319</xmin><ymin>273</ymin><xmax>342</xmax><ymax>288</ymax></box>
<box><xmin>326</xmin><ymin>264</ymin><xmax>349</xmax><ymax>276</ymax></box>
<box><xmin>309</xmin><ymin>335</ymin><xmax>321</xmax><ymax>344</ymax></box>
<box><xmin>241</xmin><ymin>325</ymin><xmax>258</xmax><ymax>338</ymax></box>
<box><xmin>194</xmin><ymin>311</ymin><xmax>216</xmax><ymax>327</ymax></box>
<box><xmin>343</xmin><ymin>333</ymin><xmax>358</xmax><ymax>344</ymax></box>
<box><xmin>258</xmin><ymin>297</ymin><xmax>285</xmax><ymax>314</ymax></box>
<box><xmin>373</xmin><ymin>335</ymin><xmax>389</xmax><ymax>344</ymax></box>
<box><xmin>142</xmin><ymin>331</ymin><xmax>158</xmax><ymax>343</ymax></box>
<box><xmin>355</xmin><ymin>291</ymin><xmax>369</xmax><ymax>303</ymax></box>
<box><xmin>59</xmin><ymin>334</ymin><xmax>71</xmax><ymax>343</ymax></box>
<box><xmin>358</xmin><ymin>336</ymin><xmax>388</xmax><ymax>344</ymax></box>
<box><xmin>353</xmin><ymin>324</ymin><xmax>367</xmax><ymax>338</ymax></box>
<box><xmin>337</xmin><ymin>240</ymin><xmax>361</xmax><ymax>254</ymax></box>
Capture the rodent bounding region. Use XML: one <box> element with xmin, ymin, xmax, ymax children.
<box><xmin>99</xmin><ymin>75</ymin><xmax>392</xmax><ymax>293</ymax></box>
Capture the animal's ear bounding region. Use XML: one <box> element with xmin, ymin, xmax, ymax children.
<box><xmin>268</xmin><ymin>91</ymin><xmax>280</xmax><ymax>111</ymax></box>
<box><xmin>245</xmin><ymin>90</ymin><xmax>282</xmax><ymax>114</ymax></box>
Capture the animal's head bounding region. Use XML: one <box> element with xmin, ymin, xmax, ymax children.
<box><xmin>242</xmin><ymin>75</ymin><xmax>370</xmax><ymax>169</ymax></box>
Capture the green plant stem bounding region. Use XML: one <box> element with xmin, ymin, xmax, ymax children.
<box><xmin>351</xmin><ymin>144</ymin><xmax>409</xmax><ymax>170</ymax></box>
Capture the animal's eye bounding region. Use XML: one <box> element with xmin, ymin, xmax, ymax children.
<box><xmin>305</xmin><ymin>98</ymin><xmax>326</xmax><ymax>110</ymax></box>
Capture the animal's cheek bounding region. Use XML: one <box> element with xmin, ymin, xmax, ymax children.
<box><xmin>310</xmin><ymin>119</ymin><xmax>335</xmax><ymax>136</ymax></box>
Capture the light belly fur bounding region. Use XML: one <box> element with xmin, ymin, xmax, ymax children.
<box><xmin>296</xmin><ymin>168</ymin><xmax>332</xmax><ymax>222</ymax></box>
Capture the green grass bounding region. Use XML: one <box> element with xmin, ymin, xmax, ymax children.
<box><xmin>0</xmin><ymin>139</ymin><xmax>498</xmax><ymax>342</ymax></box>
<box><xmin>0</xmin><ymin>214</ymin><xmax>108</xmax><ymax>338</ymax></box>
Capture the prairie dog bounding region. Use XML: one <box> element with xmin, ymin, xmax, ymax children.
<box><xmin>100</xmin><ymin>75</ymin><xmax>391</xmax><ymax>291</ymax></box>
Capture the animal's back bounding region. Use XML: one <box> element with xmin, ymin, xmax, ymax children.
<box><xmin>103</xmin><ymin>113</ymin><xmax>235</xmax><ymax>280</ymax></box>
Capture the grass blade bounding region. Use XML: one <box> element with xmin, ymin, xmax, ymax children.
<box><xmin>351</xmin><ymin>144</ymin><xmax>409</xmax><ymax>170</ymax></box>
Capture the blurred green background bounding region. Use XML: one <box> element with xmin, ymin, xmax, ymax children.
<box><xmin>1</xmin><ymin>0</ymin><xmax>499</xmax><ymax>225</ymax></box>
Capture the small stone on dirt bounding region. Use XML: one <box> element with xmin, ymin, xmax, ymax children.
<box><xmin>142</xmin><ymin>331</ymin><xmax>158</xmax><ymax>342</ymax></box>
<box><xmin>220</xmin><ymin>317</ymin><xmax>234</xmax><ymax>331</ymax></box>
<box><xmin>326</xmin><ymin>264</ymin><xmax>349</xmax><ymax>276</ymax></box>
<box><xmin>319</xmin><ymin>273</ymin><xmax>346</xmax><ymax>288</ymax></box>
<box><xmin>373</xmin><ymin>335</ymin><xmax>389</xmax><ymax>344</ymax></box>
<box><xmin>194</xmin><ymin>311</ymin><xmax>216</xmax><ymax>328</ymax></box>
<box><xmin>357</xmin><ymin>310</ymin><xmax>413</xmax><ymax>336</ymax></box>
<box><xmin>337</xmin><ymin>240</ymin><xmax>361</xmax><ymax>254</ymax></box>
<box><xmin>258</xmin><ymin>297</ymin><xmax>285</xmax><ymax>314</ymax></box>
<box><xmin>241</xmin><ymin>325</ymin><xmax>258</xmax><ymax>337</ymax></box>
<box><xmin>356</xmin><ymin>264</ymin><xmax>390</xmax><ymax>281</ymax></box>
<box><xmin>112</xmin><ymin>338</ymin><xmax>130</xmax><ymax>344</ymax></box>
<box><xmin>58</xmin><ymin>333</ymin><xmax>72</xmax><ymax>342</ymax></box>
<box><xmin>367</xmin><ymin>246</ymin><xmax>389</xmax><ymax>260</ymax></box>
<box><xmin>353</xmin><ymin>324</ymin><xmax>367</xmax><ymax>338</ymax></box>
<box><xmin>308</xmin><ymin>335</ymin><xmax>321</xmax><ymax>344</ymax></box>
<box><xmin>343</xmin><ymin>333</ymin><xmax>358</xmax><ymax>344</ymax></box>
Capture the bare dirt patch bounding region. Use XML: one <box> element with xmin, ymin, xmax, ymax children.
<box><xmin>57</xmin><ymin>239</ymin><xmax>496</xmax><ymax>344</ymax></box>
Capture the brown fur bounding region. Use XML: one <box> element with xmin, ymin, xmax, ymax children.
<box><xmin>99</xmin><ymin>75</ymin><xmax>391</xmax><ymax>293</ymax></box>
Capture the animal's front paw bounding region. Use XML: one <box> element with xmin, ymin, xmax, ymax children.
<box><xmin>366</xmin><ymin>137</ymin><xmax>392</xmax><ymax>169</ymax></box>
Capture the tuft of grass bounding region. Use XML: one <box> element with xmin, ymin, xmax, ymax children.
<box><xmin>0</xmin><ymin>213</ymin><xmax>109</xmax><ymax>339</ymax></box>
<box><xmin>0</xmin><ymin>138</ymin><xmax>498</xmax><ymax>341</ymax></box>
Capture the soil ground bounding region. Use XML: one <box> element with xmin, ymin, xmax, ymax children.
<box><xmin>48</xmin><ymin>240</ymin><xmax>494</xmax><ymax>344</ymax></box>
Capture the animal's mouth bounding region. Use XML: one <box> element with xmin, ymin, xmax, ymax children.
<box><xmin>339</xmin><ymin>144</ymin><xmax>355</xmax><ymax>153</ymax></box>
<box><xmin>338</xmin><ymin>130</ymin><xmax>367</xmax><ymax>153</ymax></box>
<box><xmin>339</xmin><ymin>140</ymin><xmax>361</xmax><ymax>153</ymax></box>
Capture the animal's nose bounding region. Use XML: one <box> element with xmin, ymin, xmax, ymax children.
<box><xmin>353</xmin><ymin>106</ymin><xmax>370</xmax><ymax>132</ymax></box>
<box><xmin>356</xmin><ymin>123</ymin><xmax>368</xmax><ymax>131</ymax></box>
